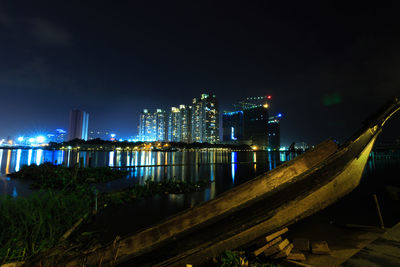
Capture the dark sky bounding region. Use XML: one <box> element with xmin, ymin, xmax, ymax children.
<box><xmin>1</xmin><ymin>1</ymin><xmax>399</xmax><ymax>145</ymax></box>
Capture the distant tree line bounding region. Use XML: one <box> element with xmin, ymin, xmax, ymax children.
<box><xmin>48</xmin><ymin>138</ymin><xmax>252</xmax><ymax>150</ymax></box>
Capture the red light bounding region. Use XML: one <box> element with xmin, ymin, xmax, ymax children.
<box><xmin>267</xmin><ymin>95</ymin><xmax>272</xmax><ymax>99</ymax></box>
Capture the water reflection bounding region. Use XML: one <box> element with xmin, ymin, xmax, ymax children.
<box><xmin>0</xmin><ymin>148</ymin><xmax>306</xmax><ymax>197</ymax></box>
<box><xmin>231</xmin><ymin>152</ymin><xmax>237</xmax><ymax>182</ymax></box>
<box><xmin>36</xmin><ymin>149</ymin><xmax>43</xmax><ymax>165</ymax></box>
<box><xmin>15</xmin><ymin>149</ymin><xmax>22</xmax><ymax>172</ymax></box>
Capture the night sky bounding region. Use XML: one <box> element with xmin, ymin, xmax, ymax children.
<box><xmin>1</xmin><ymin>1</ymin><xmax>400</xmax><ymax>146</ymax></box>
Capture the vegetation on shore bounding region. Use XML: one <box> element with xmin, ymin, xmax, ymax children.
<box><xmin>0</xmin><ymin>189</ymin><xmax>92</xmax><ymax>264</ymax></box>
<box><xmin>8</xmin><ymin>163</ymin><xmax>128</xmax><ymax>189</ymax></box>
<box><xmin>99</xmin><ymin>178</ymin><xmax>211</xmax><ymax>206</ymax></box>
<box><xmin>215</xmin><ymin>250</ymin><xmax>278</xmax><ymax>267</ymax></box>
<box><xmin>2</xmin><ymin>164</ymin><xmax>212</xmax><ymax>264</ymax></box>
<box><xmin>47</xmin><ymin>137</ymin><xmax>252</xmax><ymax>151</ymax></box>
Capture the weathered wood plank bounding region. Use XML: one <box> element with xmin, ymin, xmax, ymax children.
<box><xmin>271</xmin><ymin>243</ymin><xmax>294</xmax><ymax>259</ymax></box>
<box><xmin>287</xmin><ymin>250</ymin><xmax>306</xmax><ymax>261</ymax></box>
<box><xmin>257</xmin><ymin>228</ymin><xmax>288</xmax><ymax>245</ymax></box>
<box><xmin>311</xmin><ymin>241</ymin><xmax>330</xmax><ymax>255</ymax></box>
<box><xmin>264</xmin><ymin>239</ymin><xmax>290</xmax><ymax>257</ymax></box>
<box><xmin>251</xmin><ymin>236</ymin><xmax>282</xmax><ymax>257</ymax></box>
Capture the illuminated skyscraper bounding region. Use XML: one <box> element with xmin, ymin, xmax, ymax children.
<box><xmin>139</xmin><ymin>109</ymin><xmax>155</xmax><ymax>141</ymax></box>
<box><xmin>223</xmin><ymin>96</ymin><xmax>278</xmax><ymax>149</ymax></box>
<box><xmin>222</xmin><ymin>111</ymin><xmax>244</xmax><ymax>142</ymax></box>
<box><xmin>180</xmin><ymin>105</ymin><xmax>192</xmax><ymax>143</ymax></box>
<box><xmin>268</xmin><ymin>114</ymin><xmax>281</xmax><ymax>151</ymax></box>
<box><xmin>191</xmin><ymin>93</ymin><xmax>219</xmax><ymax>143</ymax></box>
<box><xmin>155</xmin><ymin>109</ymin><xmax>167</xmax><ymax>141</ymax></box>
<box><xmin>137</xmin><ymin>93</ymin><xmax>218</xmax><ymax>143</ymax></box>
<box><xmin>68</xmin><ymin>109</ymin><xmax>89</xmax><ymax>141</ymax></box>
<box><xmin>243</xmin><ymin>105</ymin><xmax>269</xmax><ymax>148</ymax></box>
<box><xmin>168</xmin><ymin>107</ymin><xmax>181</xmax><ymax>142</ymax></box>
<box><xmin>139</xmin><ymin>109</ymin><xmax>168</xmax><ymax>141</ymax></box>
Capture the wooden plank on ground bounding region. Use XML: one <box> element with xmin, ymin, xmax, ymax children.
<box><xmin>257</xmin><ymin>227</ymin><xmax>289</xmax><ymax>244</ymax></box>
<box><xmin>311</xmin><ymin>241</ymin><xmax>331</xmax><ymax>255</ymax></box>
<box><xmin>271</xmin><ymin>243</ymin><xmax>294</xmax><ymax>259</ymax></box>
<box><xmin>343</xmin><ymin>221</ymin><xmax>400</xmax><ymax>266</ymax></box>
<box><xmin>264</xmin><ymin>238</ymin><xmax>289</xmax><ymax>256</ymax></box>
<box><xmin>287</xmin><ymin>249</ymin><xmax>306</xmax><ymax>261</ymax></box>
<box><xmin>251</xmin><ymin>236</ymin><xmax>282</xmax><ymax>257</ymax></box>
<box><xmin>293</xmin><ymin>238</ymin><xmax>310</xmax><ymax>252</ymax></box>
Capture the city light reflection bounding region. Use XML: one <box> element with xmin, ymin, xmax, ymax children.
<box><xmin>0</xmin><ymin>149</ymin><xmax>3</xmax><ymax>173</ymax></box>
<box><xmin>5</xmin><ymin>149</ymin><xmax>11</xmax><ymax>174</ymax></box>
<box><xmin>15</xmin><ymin>149</ymin><xmax>22</xmax><ymax>172</ymax></box>
<box><xmin>280</xmin><ymin>152</ymin><xmax>286</xmax><ymax>162</ymax></box>
<box><xmin>12</xmin><ymin>187</ymin><xmax>18</xmax><ymax>198</ymax></box>
<box><xmin>253</xmin><ymin>152</ymin><xmax>257</xmax><ymax>173</ymax></box>
<box><xmin>36</xmin><ymin>149</ymin><xmax>43</xmax><ymax>165</ymax></box>
<box><xmin>109</xmin><ymin>151</ymin><xmax>114</xmax><ymax>167</ymax></box>
<box><xmin>231</xmin><ymin>151</ymin><xmax>237</xmax><ymax>182</ymax></box>
<box><xmin>27</xmin><ymin>149</ymin><xmax>32</xmax><ymax>165</ymax></box>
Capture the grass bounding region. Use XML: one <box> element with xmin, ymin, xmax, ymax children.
<box><xmin>8</xmin><ymin>163</ymin><xmax>128</xmax><ymax>189</ymax></box>
<box><xmin>99</xmin><ymin>178</ymin><xmax>211</xmax><ymax>206</ymax></box>
<box><xmin>0</xmin><ymin>188</ymin><xmax>92</xmax><ymax>264</ymax></box>
<box><xmin>217</xmin><ymin>250</ymin><xmax>279</xmax><ymax>267</ymax></box>
<box><xmin>2</xmin><ymin>167</ymin><xmax>212</xmax><ymax>264</ymax></box>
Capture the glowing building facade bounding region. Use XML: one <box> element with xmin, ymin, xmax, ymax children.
<box><xmin>267</xmin><ymin>114</ymin><xmax>281</xmax><ymax>151</ymax></box>
<box><xmin>222</xmin><ymin>111</ymin><xmax>244</xmax><ymax>142</ymax></box>
<box><xmin>138</xmin><ymin>93</ymin><xmax>219</xmax><ymax>143</ymax></box>
<box><xmin>68</xmin><ymin>109</ymin><xmax>89</xmax><ymax>141</ymax></box>
<box><xmin>138</xmin><ymin>109</ymin><xmax>168</xmax><ymax>142</ymax></box>
<box><xmin>167</xmin><ymin>107</ymin><xmax>181</xmax><ymax>142</ymax></box>
<box><xmin>191</xmin><ymin>94</ymin><xmax>219</xmax><ymax>143</ymax></box>
<box><xmin>180</xmin><ymin>105</ymin><xmax>192</xmax><ymax>143</ymax></box>
<box><xmin>222</xmin><ymin>96</ymin><xmax>280</xmax><ymax>150</ymax></box>
<box><xmin>155</xmin><ymin>109</ymin><xmax>167</xmax><ymax>141</ymax></box>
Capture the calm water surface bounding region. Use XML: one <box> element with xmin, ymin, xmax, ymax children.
<box><xmin>0</xmin><ymin>148</ymin><xmax>299</xmax><ymax>197</ymax></box>
<box><xmin>1</xmin><ymin>148</ymin><xmax>399</xmax><ymax>242</ymax></box>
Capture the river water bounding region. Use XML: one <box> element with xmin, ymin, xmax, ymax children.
<box><xmin>0</xmin><ymin>148</ymin><xmax>299</xmax><ymax>197</ymax></box>
<box><xmin>1</xmin><ymin>147</ymin><xmax>399</xmax><ymax>245</ymax></box>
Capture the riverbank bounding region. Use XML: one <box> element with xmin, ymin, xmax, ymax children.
<box><xmin>0</xmin><ymin>164</ymin><xmax>212</xmax><ymax>265</ymax></box>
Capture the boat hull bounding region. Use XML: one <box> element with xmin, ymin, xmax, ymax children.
<box><xmin>156</xmin><ymin>132</ymin><xmax>379</xmax><ymax>266</ymax></box>
<box><xmin>26</xmin><ymin>97</ymin><xmax>400</xmax><ymax>267</ymax></box>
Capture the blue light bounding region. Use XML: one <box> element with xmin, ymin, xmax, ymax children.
<box><xmin>36</xmin><ymin>136</ymin><xmax>46</xmax><ymax>143</ymax></box>
<box><xmin>224</xmin><ymin>110</ymin><xmax>243</xmax><ymax>116</ymax></box>
<box><xmin>231</xmin><ymin>127</ymin><xmax>237</xmax><ymax>141</ymax></box>
<box><xmin>277</xmin><ymin>113</ymin><xmax>282</xmax><ymax>118</ymax></box>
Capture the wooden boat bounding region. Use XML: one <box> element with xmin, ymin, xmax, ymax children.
<box><xmin>27</xmin><ymin>98</ymin><xmax>400</xmax><ymax>266</ymax></box>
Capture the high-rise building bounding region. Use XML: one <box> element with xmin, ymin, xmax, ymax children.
<box><xmin>180</xmin><ymin>105</ymin><xmax>192</xmax><ymax>143</ymax></box>
<box><xmin>55</xmin><ymin>129</ymin><xmax>67</xmax><ymax>142</ymax></box>
<box><xmin>191</xmin><ymin>94</ymin><xmax>219</xmax><ymax>143</ymax></box>
<box><xmin>139</xmin><ymin>109</ymin><xmax>156</xmax><ymax>141</ymax></box>
<box><xmin>68</xmin><ymin>109</ymin><xmax>89</xmax><ymax>141</ymax></box>
<box><xmin>155</xmin><ymin>109</ymin><xmax>167</xmax><ymax>141</ymax></box>
<box><xmin>137</xmin><ymin>93</ymin><xmax>218</xmax><ymax>143</ymax></box>
<box><xmin>139</xmin><ymin>109</ymin><xmax>168</xmax><ymax>142</ymax></box>
<box><xmin>168</xmin><ymin>107</ymin><xmax>181</xmax><ymax>142</ymax></box>
<box><xmin>243</xmin><ymin>105</ymin><xmax>269</xmax><ymax>148</ymax></box>
<box><xmin>222</xmin><ymin>96</ymin><xmax>279</xmax><ymax>149</ymax></box>
<box><xmin>222</xmin><ymin>111</ymin><xmax>244</xmax><ymax>142</ymax></box>
<box><xmin>267</xmin><ymin>114</ymin><xmax>281</xmax><ymax>151</ymax></box>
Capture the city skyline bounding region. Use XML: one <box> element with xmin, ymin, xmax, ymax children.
<box><xmin>0</xmin><ymin>1</ymin><xmax>400</xmax><ymax>145</ymax></box>
<box><xmin>139</xmin><ymin>93</ymin><xmax>219</xmax><ymax>143</ymax></box>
